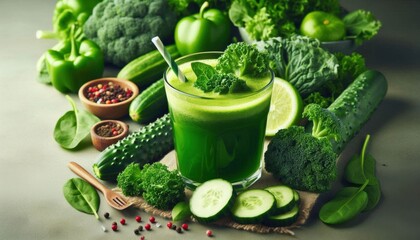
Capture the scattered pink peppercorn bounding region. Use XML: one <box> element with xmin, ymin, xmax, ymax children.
<box><xmin>149</xmin><ymin>216</ymin><xmax>156</xmax><ymax>223</ymax></box>
<box><xmin>181</xmin><ymin>223</ymin><xmax>188</xmax><ymax>230</ymax></box>
<box><xmin>206</xmin><ymin>230</ymin><xmax>213</xmax><ymax>237</ymax></box>
<box><xmin>140</xmin><ymin>236</ymin><xmax>145</xmax><ymax>240</ymax></box>
<box><xmin>111</xmin><ymin>223</ymin><xmax>118</xmax><ymax>231</ymax></box>
<box><xmin>144</xmin><ymin>223</ymin><xmax>151</xmax><ymax>231</ymax></box>
<box><xmin>166</xmin><ymin>222</ymin><xmax>173</xmax><ymax>229</ymax></box>
<box><xmin>120</xmin><ymin>218</ymin><xmax>126</xmax><ymax>225</ymax></box>
<box><xmin>135</xmin><ymin>216</ymin><xmax>142</xmax><ymax>222</ymax></box>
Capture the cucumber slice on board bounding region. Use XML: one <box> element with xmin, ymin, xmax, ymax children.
<box><xmin>265</xmin><ymin>185</ymin><xmax>296</xmax><ymax>214</ymax></box>
<box><xmin>189</xmin><ymin>179</ymin><xmax>234</xmax><ymax>223</ymax></box>
<box><xmin>264</xmin><ymin>204</ymin><xmax>300</xmax><ymax>227</ymax></box>
<box><xmin>231</xmin><ymin>189</ymin><xmax>276</xmax><ymax>224</ymax></box>
<box><xmin>293</xmin><ymin>190</ymin><xmax>300</xmax><ymax>205</ymax></box>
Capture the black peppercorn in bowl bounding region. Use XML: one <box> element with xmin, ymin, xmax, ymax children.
<box><xmin>79</xmin><ymin>78</ymin><xmax>139</xmax><ymax>119</ymax></box>
<box><xmin>91</xmin><ymin>120</ymin><xmax>129</xmax><ymax>151</ymax></box>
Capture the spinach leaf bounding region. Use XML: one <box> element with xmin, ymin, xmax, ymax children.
<box><xmin>344</xmin><ymin>134</ymin><xmax>381</xmax><ymax>210</ymax></box>
<box><xmin>63</xmin><ymin>178</ymin><xmax>100</xmax><ymax>219</ymax></box>
<box><xmin>319</xmin><ymin>180</ymin><xmax>369</xmax><ymax>224</ymax></box>
<box><xmin>54</xmin><ymin>95</ymin><xmax>100</xmax><ymax>149</ymax></box>
<box><xmin>345</xmin><ymin>135</ymin><xmax>377</xmax><ymax>184</ymax></box>
<box><xmin>364</xmin><ymin>182</ymin><xmax>381</xmax><ymax>211</ymax></box>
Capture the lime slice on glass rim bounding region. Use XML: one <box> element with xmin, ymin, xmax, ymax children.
<box><xmin>265</xmin><ymin>77</ymin><xmax>303</xmax><ymax>137</ymax></box>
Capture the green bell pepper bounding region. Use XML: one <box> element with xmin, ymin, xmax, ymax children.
<box><xmin>46</xmin><ymin>25</ymin><xmax>104</xmax><ymax>93</ymax></box>
<box><xmin>37</xmin><ymin>0</ymin><xmax>102</xmax><ymax>40</ymax></box>
<box><xmin>174</xmin><ymin>1</ymin><xmax>232</xmax><ymax>56</ymax></box>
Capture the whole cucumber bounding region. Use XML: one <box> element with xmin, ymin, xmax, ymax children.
<box><xmin>117</xmin><ymin>45</ymin><xmax>180</xmax><ymax>88</ymax></box>
<box><xmin>329</xmin><ymin>70</ymin><xmax>387</xmax><ymax>152</ymax></box>
<box><xmin>93</xmin><ymin>114</ymin><xmax>173</xmax><ymax>181</ymax></box>
<box><xmin>129</xmin><ymin>79</ymin><xmax>168</xmax><ymax>124</ymax></box>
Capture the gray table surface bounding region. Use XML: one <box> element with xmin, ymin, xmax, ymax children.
<box><xmin>1</xmin><ymin>0</ymin><xmax>419</xmax><ymax>239</ymax></box>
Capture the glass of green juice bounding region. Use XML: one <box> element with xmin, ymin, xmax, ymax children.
<box><xmin>163</xmin><ymin>52</ymin><xmax>273</xmax><ymax>190</ymax></box>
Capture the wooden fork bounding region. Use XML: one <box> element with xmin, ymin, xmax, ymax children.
<box><xmin>68</xmin><ymin>161</ymin><xmax>132</xmax><ymax>210</ymax></box>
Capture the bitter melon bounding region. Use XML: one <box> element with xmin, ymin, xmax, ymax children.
<box><xmin>93</xmin><ymin>114</ymin><xmax>173</xmax><ymax>180</ymax></box>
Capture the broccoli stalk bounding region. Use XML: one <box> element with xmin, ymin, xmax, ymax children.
<box><xmin>265</xmin><ymin>70</ymin><xmax>387</xmax><ymax>193</ymax></box>
<box><xmin>304</xmin><ymin>104</ymin><xmax>341</xmax><ymax>142</ymax></box>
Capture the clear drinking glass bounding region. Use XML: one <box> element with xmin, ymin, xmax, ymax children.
<box><xmin>163</xmin><ymin>52</ymin><xmax>273</xmax><ymax>190</ymax></box>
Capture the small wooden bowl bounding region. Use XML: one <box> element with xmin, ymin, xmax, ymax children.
<box><xmin>91</xmin><ymin>120</ymin><xmax>129</xmax><ymax>151</ymax></box>
<box><xmin>79</xmin><ymin>78</ymin><xmax>139</xmax><ymax>119</ymax></box>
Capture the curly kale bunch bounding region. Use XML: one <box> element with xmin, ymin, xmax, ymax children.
<box><xmin>216</xmin><ymin>42</ymin><xmax>270</xmax><ymax>78</ymax></box>
<box><xmin>141</xmin><ymin>163</ymin><xmax>185</xmax><ymax>210</ymax></box>
<box><xmin>83</xmin><ymin>0</ymin><xmax>177</xmax><ymax>67</ymax></box>
<box><xmin>117</xmin><ymin>162</ymin><xmax>185</xmax><ymax>210</ymax></box>
<box><xmin>117</xmin><ymin>163</ymin><xmax>143</xmax><ymax>197</ymax></box>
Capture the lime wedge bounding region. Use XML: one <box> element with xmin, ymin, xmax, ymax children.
<box><xmin>265</xmin><ymin>77</ymin><xmax>303</xmax><ymax>137</ymax></box>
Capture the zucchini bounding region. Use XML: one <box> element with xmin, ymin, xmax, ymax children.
<box><xmin>189</xmin><ymin>179</ymin><xmax>234</xmax><ymax>223</ymax></box>
<box><xmin>93</xmin><ymin>114</ymin><xmax>173</xmax><ymax>181</ymax></box>
<box><xmin>129</xmin><ymin>79</ymin><xmax>168</xmax><ymax>124</ymax></box>
<box><xmin>117</xmin><ymin>45</ymin><xmax>180</xmax><ymax>88</ymax></box>
<box><xmin>265</xmin><ymin>185</ymin><xmax>296</xmax><ymax>215</ymax></box>
<box><xmin>328</xmin><ymin>70</ymin><xmax>388</xmax><ymax>152</ymax></box>
<box><xmin>231</xmin><ymin>189</ymin><xmax>276</xmax><ymax>224</ymax></box>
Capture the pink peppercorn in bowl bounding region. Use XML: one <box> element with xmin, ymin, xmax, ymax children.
<box><xmin>91</xmin><ymin>120</ymin><xmax>129</xmax><ymax>151</ymax></box>
<box><xmin>79</xmin><ymin>78</ymin><xmax>139</xmax><ymax>119</ymax></box>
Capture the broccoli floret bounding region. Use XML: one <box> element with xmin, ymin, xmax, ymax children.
<box><xmin>303</xmin><ymin>104</ymin><xmax>342</xmax><ymax>142</ymax></box>
<box><xmin>265</xmin><ymin>103</ymin><xmax>343</xmax><ymax>193</ymax></box>
<box><xmin>216</xmin><ymin>42</ymin><xmax>270</xmax><ymax>78</ymax></box>
<box><xmin>140</xmin><ymin>163</ymin><xmax>185</xmax><ymax>210</ymax></box>
<box><xmin>116</xmin><ymin>163</ymin><xmax>144</xmax><ymax>197</ymax></box>
<box><xmin>264</xmin><ymin>126</ymin><xmax>338</xmax><ymax>193</ymax></box>
<box><xmin>83</xmin><ymin>0</ymin><xmax>177</xmax><ymax>67</ymax></box>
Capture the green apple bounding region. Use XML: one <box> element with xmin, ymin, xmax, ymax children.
<box><xmin>300</xmin><ymin>11</ymin><xmax>346</xmax><ymax>42</ymax></box>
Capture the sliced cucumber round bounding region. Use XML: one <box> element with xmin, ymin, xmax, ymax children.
<box><xmin>293</xmin><ymin>190</ymin><xmax>300</xmax><ymax>205</ymax></box>
<box><xmin>189</xmin><ymin>178</ymin><xmax>234</xmax><ymax>223</ymax></box>
<box><xmin>263</xmin><ymin>204</ymin><xmax>300</xmax><ymax>227</ymax></box>
<box><xmin>231</xmin><ymin>189</ymin><xmax>275</xmax><ymax>224</ymax></box>
<box><xmin>265</xmin><ymin>185</ymin><xmax>296</xmax><ymax>215</ymax></box>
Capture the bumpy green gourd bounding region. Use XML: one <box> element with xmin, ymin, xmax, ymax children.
<box><xmin>93</xmin><ymin>114</ymin><xmax>173</xmax><ymax>181</ymax></box>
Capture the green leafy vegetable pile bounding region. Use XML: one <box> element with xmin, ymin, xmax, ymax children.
<box><xmin>229</xmin><ymin>0</ymin><xmax>341</xmax><ymax>40</ymax></box>
<box><xmin>117</xmin><ymin>162</ymin><xmax>185</xmax><ymax>210</ymax></box>
<box><xmin>192</xmin><ymin>42</ymin><xmax>269</xmax><ymax>94</ymax></box>
<box><xmin>83</xmin><ymin>0</ymin><xmax>177</xmax><ymax>67</ymax></box>
<box><xmin>228</xmin><ymin>0</ymin><xmax>381</xmax><ymax>45</ymax></box>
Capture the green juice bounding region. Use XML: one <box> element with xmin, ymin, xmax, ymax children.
<box><xmin>164</xmin><ymin>52</ymin><xmax>273</xmax><ymax>189</ymax></box>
